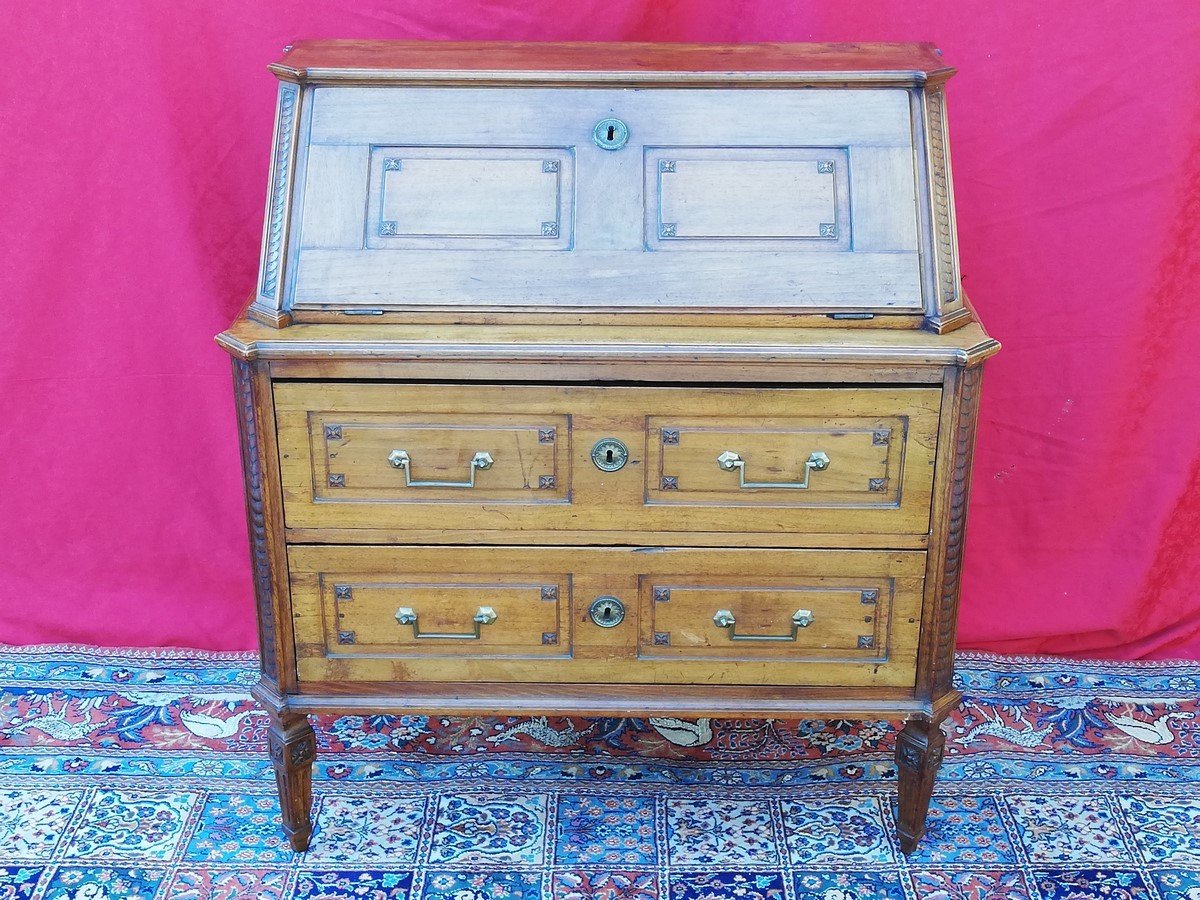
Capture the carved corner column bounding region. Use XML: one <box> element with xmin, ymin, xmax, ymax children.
<box><xmin>920</xmin><ymin>81</ymin><xmax>969</xmax><ymax>334</ymax></box>
<box><xmin>895</xmin><ymin>715</ymin><xmax>947</xmax><ymax>854</ymax></box>
<box><xmin>250</xmin><ymin>81</ymin><xmax>302</xmax><ymax>327</ymax></box>
<box><xmin>234</xmin><ymin>358</ymin><xmax>310</xmax><ymax>848</ymax></box>
<box><xmin>899</xmin><ymin>363</ymin><xmax>984</xmax><ymax>852</ymax></box>
<box><xmin>232</xmin><ymin>357</ymin><xmax>296</xmax><ymax>688</ymax></box>
<box><xmin>926</xmin><ymin>364</ymin><xmax>982</xmax><ymax>700</ymax></box>
<box><xmin>266</xmin><ymin>708</ymin><xmax>316</xmax><ymax>852</ymax></box>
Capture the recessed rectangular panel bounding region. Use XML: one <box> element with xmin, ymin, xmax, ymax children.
<box><xmin>314</xmin><ymin>573</ymin><xmax>570</xmax><ymax>659</ymax></box>
<box><xmin>639</xmin><ymin>577</ymin><xmax>893</xmax><ymax>662</ymax></box>
<box><xmin>646</xmin><ymin>416</ymin><xmax>907</xmax><ymax>507</ymax></box>
<box><xmin>364</xmin><ymin>146</ymin><xmax>573</xmax><ymax>250</ymax></box>
<box><xmin>304</xmin><ymin>410</ymin><xmax>570</xmax><ymax>506</ymax></box>
<box><xmin>646</xmin><ymin>148</ymin><xmax>851</xmax><ymax>249</ymax></box>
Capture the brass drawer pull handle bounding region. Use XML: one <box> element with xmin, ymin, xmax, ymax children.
<box><xmin>387</xmin><ymin>449</ymin><xmax>493</xmax><ymax>487</ymax></box>
<box><xmin>712</xmin><ymin>608</ymin><xmax>814</xmax><ymax>641</ymax></box>
<box><xmin>395</xmin><ymin>605</ymin><xmax>497</xmax><ymax>639</ymax></box>
<box><xmin>716</xmin><ymin>450</ymin><xmax>830</xmax><ymax>489</ymax></box>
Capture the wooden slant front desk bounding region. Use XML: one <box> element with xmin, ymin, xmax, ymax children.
<box><xmin>218</xmin><ymin>41</ymin><xmax>999</xmax><ymax>854</ymax></box>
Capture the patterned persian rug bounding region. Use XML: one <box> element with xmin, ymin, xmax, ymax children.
<box><xmin>1</xmin><ymin>648</ymin><xmax>1198</xmax><ymax>900</ymax></box>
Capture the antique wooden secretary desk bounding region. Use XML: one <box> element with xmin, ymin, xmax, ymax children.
<box><xmin>218</xmin><ymin>41</ymin><xmax>998</xmax><ymax>854</ymax></box>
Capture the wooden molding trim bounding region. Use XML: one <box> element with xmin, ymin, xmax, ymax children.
<box><xmin>923</xmin><ymin>306</ymin><xmax>974</xmax><ymax>335</ymax></box>
<box><xmin>269</xmin><ymin>65</ymin><xmax>953</xmax><ymax>89</ymax></box>
<box><xmin>286</xmin><ymin>682</ymin><xmax>932</xmax><ymax>719</ymax></box>
<box><xmin>250</xmin><ymin>677</ymin><xmax>288</xmax><ymax>716</ymax></box>
<box><xmin>247</xmin><ymin>305</ymin><xmax>294</xmax><ymax>329</ymax></box>
<box><xmin>215</xmin><ymin>331</ymin><xmax>1001</xmax><ymax>368</ymax></box>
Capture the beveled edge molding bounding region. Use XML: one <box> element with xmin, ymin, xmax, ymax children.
<box><xmin>284</xmin><ymin>685</ymin><xmax>935</xmax><ymax>719</ymax></box>
<box><xmin>250</xmin><ymin>676</ymin><xmax>288</xmax><ymax>716</ymax></box>
<box><xmin>232</xmin><ymin>359</ymin><xmax>278</xmax><ymax>683</ymax></box>
<box><xmin>247</xmin><ymin>305</ymin><xmax>294</xmax><ymax>329</ymax></box>
<box><xmin>269</xmin><ymin>64</ymin><xmax>954</xmax><ymax>88</ymax></box>
<box><xmin>923</xmin><ymin>306</ymin><xmax>974</xmax><ymax>335</ymax></box>
<box><xmin>215</xmin><ymin>330</ymin><xmax>1001</xmax><ymax>367</ymax></box>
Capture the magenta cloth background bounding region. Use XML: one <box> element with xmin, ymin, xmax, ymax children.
<box><xmin>2</xmin><ymin>2</ymin><xmax>1199</xmax><ymax>659</ymax></box>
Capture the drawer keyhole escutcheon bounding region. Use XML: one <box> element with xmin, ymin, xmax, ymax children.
<box><xmin>716</xmin><ymin>450</ymin><xmax>830</xmax><ymax>490</ymax></box>
<box><xmin>395</xmin><ymin>605</ymin><xmax>497</xmax><ymax>640</ymax></box>
<box><xmin>588</xmin><ymin>595</ymin><xmax>626</xmax><ymax>628</ymax></box>
<box><xmin>712</xmin><ymin>608</ymin><xmax>815</xmax><ymax>642</ymax></box>
<box><xmin>591</xmin><ymin>438</ymin><xmax>629</xmax><ymax>472</ymax></box>
<box><xmin>592</xmin><ymin>117</ymin><xmax>629</xmax><ymax>151</ymax></box>
<box><xmin>388</xmin><ymin>449</ymin><xmax>493</xmax><ymax>488</ymax></box>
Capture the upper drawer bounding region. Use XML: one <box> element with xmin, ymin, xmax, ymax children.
<box><xmin>259</xmin><ymin>85</ymin><xmax>928</xmax><ymax>317</ymax></box>
<box><xmin>275</xmin><ymin>383</ymin><xmax>940</xmax><ymax>537</ymax></box>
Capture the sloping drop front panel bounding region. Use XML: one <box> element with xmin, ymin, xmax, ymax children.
<box><xmin>288</xmin><ymin>87</ymin><xmax>923</xmax><ymax>312</ymax></box>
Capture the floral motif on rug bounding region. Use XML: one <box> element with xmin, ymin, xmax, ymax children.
<box><xmin>1</xmin><ymin>647</ymin><xmax>1198</xmax><ymax>899</ymax></box>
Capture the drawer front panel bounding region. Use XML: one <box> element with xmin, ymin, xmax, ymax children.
<box><xmin>306</xmin><ymin>571</ymin><xmax>568</xmax><ymax>659</ymax></box>
<box><xmin>641</xmin><ymin>578</ymin><xmax>890</xmax><ymax>662</ymax></box>
<box><xmin>277</xmin><ymin>383</ymin><xmax>940</xmax><ymax>535</ymax></box>
<box><xmin>648</xmin><ymin>417</ymin><xmax>902</xmax><ymax>505</ymax></box>
<box><xmin>290</xmin><ymin>546</ymin><xmax>924</xmax><ymax>687</ymax></box>
<box><xmin>292</xmin><ymin>87</ymin><xmax>922</xmax><ymax>312</ymax></box>
<box><xmin>309</xmin><ymin>411</ymin><xmax>568</xmax><ymax>504</ymax></box>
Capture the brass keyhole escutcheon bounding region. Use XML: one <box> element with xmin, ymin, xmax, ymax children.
<box><xmin>592</xmin><ymin>117</ymin><xmax>629</xmax><ymax>151</ymax></box>
<box><xmin>591</xmin><ymin>438</ymin><xmax>629</xmax><ymax>472</ymax></box>
<box><xmin>588</xmin><ymin>595</ymin><xmax>626</xmax><ymax>628</ymax></box>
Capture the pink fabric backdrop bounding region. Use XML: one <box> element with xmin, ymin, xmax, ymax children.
<box><xmin>2</xmin><ymin>2</ymin><xmax>1198</xmax><ymax>659</ymax></box>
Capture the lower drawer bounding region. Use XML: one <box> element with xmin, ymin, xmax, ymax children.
<box><xmin>289</xmin><ymin>546</ymin><xmax>925</xmax><ymax>688</ymax></box>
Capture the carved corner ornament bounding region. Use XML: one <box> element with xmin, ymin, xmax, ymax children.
<box><xmin>896</xmin><ymin>723</ymin><xmax>945</xmax><ymax>772</ymax></box>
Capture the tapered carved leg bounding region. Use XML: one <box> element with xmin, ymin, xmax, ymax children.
<box><xmin>895</xmin><ymin>716</ymin><xmax>946</xmax><ymax>854</ymax></box>
<box><xmin>266</xmin><ymin>709</ymin><xmax>316</xmax><ymax>852</ymax></box>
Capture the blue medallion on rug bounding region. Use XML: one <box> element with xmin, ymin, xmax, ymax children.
<box><xmin>1</xmin><ymin>647</ymin><xmax>1198</xmax><ymax>898</ymax></box>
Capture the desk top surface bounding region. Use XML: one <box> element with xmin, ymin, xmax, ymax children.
<box><xmin>218</xmin><ymin>312</ymin><xmax>998</xmax><ymax>367</ymax></box>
